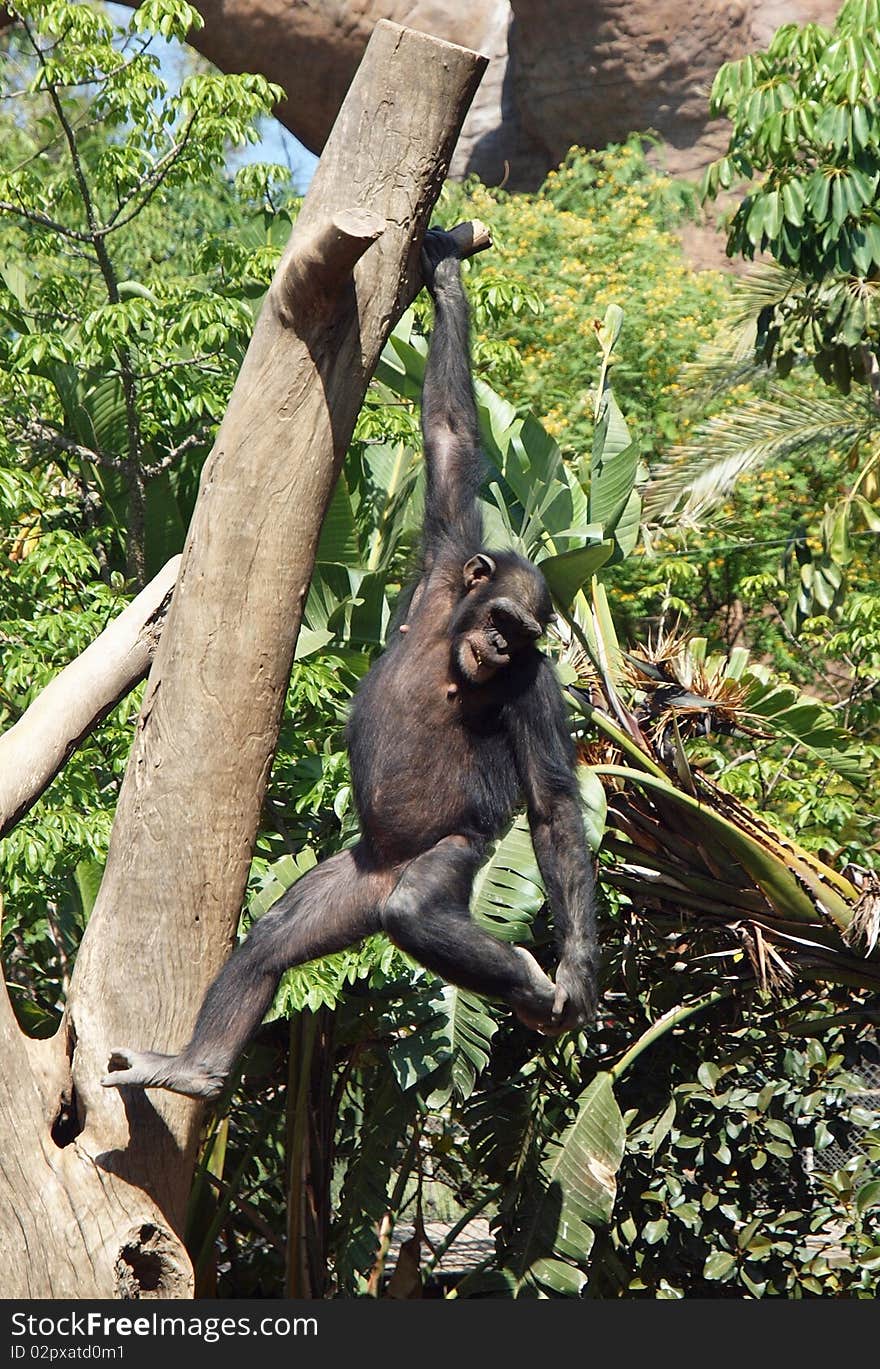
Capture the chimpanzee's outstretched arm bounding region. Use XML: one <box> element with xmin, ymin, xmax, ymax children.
<box><xmin>507</xmin><ymin>660</ymin><xmax>599</xmax><ymax>1025</ymax></box>
<box><xmin>420</xmin><ymin>230</ymin><xmax>485</xmax><ymax>558</ymax></box>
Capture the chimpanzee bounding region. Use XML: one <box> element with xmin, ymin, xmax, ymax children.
<box><xmin>103</xmin><ymin>229</ymin><xmax>599</xmax><ymax>1100</ymax></box>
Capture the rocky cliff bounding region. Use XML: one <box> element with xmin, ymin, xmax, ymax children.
<box><xmin>169</xmin><ymin>1</ymin><xmax>841</xmax><ymax>187</ymax></box>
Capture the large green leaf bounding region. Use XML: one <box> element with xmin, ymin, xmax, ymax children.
<box><xmin>387</xmin><ymin>985</ymin><xmax>458</xmax><ymax>1094</ymax></box>
<box><xmin>375</xmin><ymin>324</ymin><xmax>426</xmax><ymax>401</ymax></box>
<box><xmin>377</xmin><ymin>319</ymin><xmax>598</xmax><ymax>566</ymax></box>
<box><xmin>316</xmin><ymin>471</ymin><xmax>360</xmax><ymax>566</ymax></box>
<box><xmin>741</xmin><ymin>667</ymin><xmax>865</xmax><ymax>778</ymax></box>
<box><xmin>389</xmin><ymin>982</ymin><xmax>501</xmax><ymax>1105</ymax></box>
<box><xmin>440</xmin><ymin>985</ymin><xmax>500</xmax><ymax>1102</ymax></box>
<box><xmin>595</xmin><ymin>763</ymin><xmax>857</xmax><ymax>933</ymax></box>
<box><xmin>589</xmin><ymin>395</ymin><xmax>639</xmax><ymax>532</ymax></box>
<box><xmin>73</xmin><ymin>859</ymin><xmax>104</xmax><ymax>922</ymax></box>
<box><xmin>505</xmin><ymin>1071</ymin><xmax>626</xmax><ymax>1296</ymax></box>
<box><xmin>579</xmin><ymin>766</ymin><xmax>607</xmax><ymax>855</ymax></box>
<box><xmin>304</xmin><ymin>564</ymin><xmax>391</xmax><ymax>647</ymax></box>
<box><xmin>73</xmin><ymin>373</ymin><xmax>129</xmax><ymax>457</ymax></box>
<box><xmin>359</xmin><ymin>441</ymin><xmax>421</xmax><ymax>572</ymax></box>
<box><xmin>472</xmin><ymin>816</ymin><xmax>546</xmax><ymax>943</ymax></box>
<box><xmin>334</xmin><ymin>1071</ymin><xmax>415</xmax><ymax>1290</ymax></box>
<box><xmin>294</xmin><ymin>627</ymin><xmax>334</xmax><ymax>660</ymax></box>
<box><xmin>144</xmin><ymin>471</ymin><xmax>187</xmax><ymax>578</ymax></box>
<box><xmin>537</xmin><ymin>541</ymin><xmax>613</xmax><ymax>608</ymax></box>
<box><xmin>545</xmin><ymin>1072</ymin><xmax>625</xmax><ymax>1222</ymax></box>
<box><xmin>607</xmin><ymin>486</ymin><xmax>643</xmax><ymax>560</ymax></box>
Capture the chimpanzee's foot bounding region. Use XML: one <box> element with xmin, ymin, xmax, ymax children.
<box><xmin>507</xmin><ymin>946</ymin><xmax>564</xmax><ymax>1034</ymax></box>
<box><xmin>507</xmin><ymin>948</ymin><xmax>588</xmax><ymax>1037</ymax></box>
<box><xmin>102</xmin><ymin>1047</ymin><xmax>227</xmax><ymax>1100</ymax></box>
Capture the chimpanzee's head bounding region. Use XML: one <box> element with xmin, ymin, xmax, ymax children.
<box><xmin>450</xmin><ymin>549</ymin><xmax>553</xmax><ymax>684</ymax></box>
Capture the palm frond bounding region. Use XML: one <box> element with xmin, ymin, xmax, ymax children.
<box><xmin>568</xmin><ymin>600</ymin><xmax>880</xmax><ymax>994</ymax></box>
<box><xmin>675</xmin><ymin>322</ymin><xmax>764</xmax><ymax>401</ymax></box>
<box><xmin>501</xmin><ymin>1071</ymin><xmax>626</xmax><ymax>1297</ymax></box>
<box><xmin>644</xmin><ymin>386</ymin><xmax>869</xmax><ymax>523</ymax></box>
<box><xmin>725</xmin><ymin>262</ymin><xmax>808</xmax><ymax>329</ymax></box>
<box><xmin>672</xmin><ymin>263</ymin><xmax>805</xmax><ymax>400</ymax></box>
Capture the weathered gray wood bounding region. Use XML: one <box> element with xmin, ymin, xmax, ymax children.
<box><xmin>0</xmin><ymin>557</ymin><xmax>179</xmax><ymax>839</ymax></box>
<box><xmin>0</xmin><ymin>21</ymin><xmax>486</xmax><ymax>1298</ymax></box>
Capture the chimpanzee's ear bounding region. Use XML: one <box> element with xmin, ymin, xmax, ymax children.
<box><xmin>463</xmin><ymin>554</ymin><xmax>496</xmax><ymax>590</ymax></box>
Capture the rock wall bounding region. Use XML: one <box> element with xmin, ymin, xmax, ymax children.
<box><xmin>466</xmin><ymin>0</ymin><xmax>841</xmax><ymax>184</ymax></box>
<box><xmin>171</xmin><ymin>1</ymin><xmax>840</xmax><ymax>189</ymax></box>
<box><xmin>4</xmin><ymin>1</ymin><xmax>842</xmax><ymax>187</ymax></box>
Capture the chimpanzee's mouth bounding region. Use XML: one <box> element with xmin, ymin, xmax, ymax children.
<box><xmin>468</xmin><ymin>638</ymin><xmax>508</xmax><ymax>675</ymax></box>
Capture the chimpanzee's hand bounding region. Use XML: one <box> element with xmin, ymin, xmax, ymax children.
<box><xmin>421</xmin><ymin>227</ymin><xmax>461</xmax><ymax>296</ymax></box>
<box><xmin>550</xmin><ymin>952</ymin><xmax>598</xmax><ymax>1032</ymax></box>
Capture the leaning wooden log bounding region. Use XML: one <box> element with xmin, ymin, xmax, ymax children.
<box><xmin>0</xmin><ymin>557</ymin><xmax>180</xmax><ymax>839</ymax></box>
<box><xmin>0</xmin><ymin>21</ymin><xmax>487</xmax><ymax>1298</ymax></box>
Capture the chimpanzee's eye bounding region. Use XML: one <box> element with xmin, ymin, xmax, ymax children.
<box><xmin>494</xmin><ymin>606</ymin><xmax>539</xmax><ymax>642</ymax></box>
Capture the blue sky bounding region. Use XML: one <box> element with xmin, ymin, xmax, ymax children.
<box><xmin>107</xmin><ymin>3</ymin><xmax>319</xmax><ymax>193</ymax></box>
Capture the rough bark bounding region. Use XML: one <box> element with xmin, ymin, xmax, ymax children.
<box><xmin>0</xmin><ymin>21</ymin><xmax>486</xmax><ymax>1298</ymax></box>
<box><xmin>0</xmin><ymin>557</ymin><xmax>179</xmax><ymax>840</ymax></box>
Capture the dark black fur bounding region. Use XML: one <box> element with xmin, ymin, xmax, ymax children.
<box><xmin>103</xmin><ymin>230</ymin><xmax>599</xmax><ymax>1099</ymax></box>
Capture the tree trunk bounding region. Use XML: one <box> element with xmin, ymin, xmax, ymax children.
<box><xmin>0</xmin><ymin>21</ymin><xmax>486</xmax><ymax>1299</ymax></box>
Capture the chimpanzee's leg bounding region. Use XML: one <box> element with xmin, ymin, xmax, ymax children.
<box><xmin>381</xmin><ymin>837</ymin><xmax>562</xmax><ymax>1030</ymax></box>
<box><xmin>102</xmin><ymin>846</ymin><xmax>390</xmax><ymax>1099</ymax></box>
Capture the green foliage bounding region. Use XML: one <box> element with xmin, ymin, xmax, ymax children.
<box><xmin>495</xmin><ymin>1072</ymin><xmax>626</xmax><ymax>1297</ymax></box>
<box><xmin>651</xmin><ymin>0</ymin><xmax>880</xmax><ymax>642</ymax></box>
<box><xmin>704</xmin><ymin>0</ymin><xmax>880</xmax><ymax>386</ymax></box>
<box><xmin>594</xmin><ymin>1009</ymin><xmax>880</xmax><ymax>1298</ymax></box>
<box><xmin>0</xmin><ymin>0</ymin><xmax>296</xmax><ymax>1026</ymax></box>
<box><xmin>0</xmin><ymin>0</ymin><xmax>289</xmax><ymax>582</ymax></box>
<box><xmin>438</xmin><ymin>137</ymin><xmax>725</xmax><ymax>452</ymax></box>
<box><xmin>376</xmin><ymin>300</ymin><xmax>642</xmax><ymax>600</ymax></box>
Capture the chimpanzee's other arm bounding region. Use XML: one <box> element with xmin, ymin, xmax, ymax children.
<box><xmin>420</xmin><ymin>229</ymin><xmax>486</xmax><ymax>558</ymax></box>
<box><xmin>508</xmin><ymin>660</ymin><xmax>599</xmax><ymax>1026</ymax></box>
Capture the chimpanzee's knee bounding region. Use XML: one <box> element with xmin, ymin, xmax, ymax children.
<box><xmin>381</xmin><ymin>838</ymin><xmax>481</xmax><ymax>942</ymax></box>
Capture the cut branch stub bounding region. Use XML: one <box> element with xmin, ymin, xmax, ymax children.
<box><xmin>445</xmin><ymin>218</ymin><xmax>492</xmax><ymax>258</ymax></box>
<box><xmin>276</xmin><ymin>207</ymin><xmax>386</xmax><ymax>324</ymax></box>
<box><xmin>277</xmin><ymin>212</ymin><xmax>493</xmax><ymax>326</ymax></box>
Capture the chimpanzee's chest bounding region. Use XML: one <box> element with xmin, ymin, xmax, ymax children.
<box><xmin>346</xmin><ymin>635</ymin><xmax>523</xmax><ymax>859</ymax></box>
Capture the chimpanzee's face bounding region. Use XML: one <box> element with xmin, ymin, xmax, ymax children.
<box><xmin>450</xmin><ymin>552</ymin><xmax>552</xmax><ymax>685</ymax></box>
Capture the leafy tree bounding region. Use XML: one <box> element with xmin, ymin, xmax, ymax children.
<box><xmin>648</xmin><ymin>1</ymin><xmax>880</xmax><ymax>643</ymax></box>
<box><xmin>0</xmin><ymin>0</ymin><xmax>294</xmax><ymax>1033</ymax></box>
<box><xmin>0</xmin><ymin>0</ymin><xmax>284</xmax><ymax>584</ymax></box>
<box><xmin>703</xmin><ymin>0</ymin><xmax>880</xmax><ymax>394</ymax></box>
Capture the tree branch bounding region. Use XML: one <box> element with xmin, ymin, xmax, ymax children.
<box><xmin>20</xmin><ymin>13</ymin><xmax>148</xmax><ymax>585</ymax></box>
<box><xmin>0</xmin><ymin>556</ymin><xmax>180</xmax><ymax>838</ymax></box>
<box><xmin>142</xmin><ymin>426</ymin><xmax>213</xmax><ymax>479</ymax></box>
<box><xmin>23</xmin><ymin>420</ymin><xmax>125</xmax><ymax>472</ymax></box>
<box><xmin>0</xmin><ymin>198</ymin><xmax>91</xmax><ymax>241</ymax></box>
<box><xmin>99</xmin><ymin>116</ymin><xmax>198</xmax><ymax>236</ymax></box>
<box><xmin>275</xmin><ymin>207</ymin><xmax>386</xmax><ymax>322</ymax></box>
<box><xmin>445</xmin><ymin>218</ymin><xmax>492</xmax><ymax>257</ymax></box>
